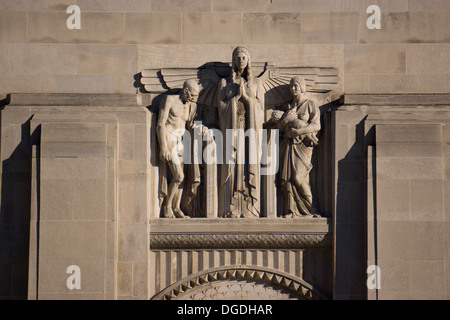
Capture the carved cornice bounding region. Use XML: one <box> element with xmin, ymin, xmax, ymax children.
<box><xmin>150</xmin><ymin>232</ymin><xmax>331</xmax><ymax>249</ymax></box>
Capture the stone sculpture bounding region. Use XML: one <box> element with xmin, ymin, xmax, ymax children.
<box><xmin>156</xmin><ymin>80</ymin><xmax>200</xmax><ymax>218</ymax></box>
<box><xmin>143</xmin><ymin>47</ymin><xmax>340</xmax><ymax>219</ymax></box>
<box><xmin>271</xmin><ymin>77</ymin><xmax>321</xmax><ymax>218</ymax></box>
<box><xmin>217</xmin><ymin>46</ymin><xmax>265</xmax><ymax>218</ymax></box>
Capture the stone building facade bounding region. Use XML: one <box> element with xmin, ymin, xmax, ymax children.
<box><xmin>0</xmin><ymin>0</ymin><xmax>449</xmax><ymax>300</ymax></box>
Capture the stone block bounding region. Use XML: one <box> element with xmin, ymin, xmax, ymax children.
<box><xmin>0</xmin><ymin>12</ymin><xmax>27</xmax><ymax>42</ymax></box>
<box><xmin>38</xmin><ymin>221</ymin><xmax>106</xmax><ymax>260</ymax></box>
<box><xmin>38</xmin><ymin>293</ymin><xmax>105</xmax><ymax>300</ymax></box>
<box><xmin>41</xmin><ymin>158</ymin><xmax>75</xmax><ymax>181</ymax></box>
<box><xmin>376</xmin><ymin>124</ymin><xmax>442</xmax><ymax>143</ymax></box>
<box><xmin>301</xmin><ymin>13</ymin><xmax>360</xmax><ymax>44</ymax></box>
<box><xmin>28</xmin><ymin>12</ymin><xmax>124</xmax><ymax>44</ymax></box>
<box><xmin>118</xmin><ymin>262</ymin><xmax>133</xmax><ymax>296</ymax></box>
<box><xmin>410</xmin><ymin>260</ymin><xmax>445</xmax><ymax>296</ymax></box>
<box><xmin>377</xmin><ymin>142</ymin><xmax>443</xmax><ymax>158</ymax></box>
<box><xmin>212</xmin><ymin>0</ymin><xmax>271</xmax><ymax>12</ymax></box>
<box><xmin>0</xmin><ymin>263</ymin><xmax>12</xmax><ymax>296</ymax></box>
<box><xmin>119</xmin><ymin>181</ymin><xmax>148</xmax><ymax>224</ymax></box>
<box><xmin>37</xmin><ymin>259</ymin><xmax>105</xmax><ymax>294</ymax></box>
<box><xmin>359</xmin><ymin>12</ymin><xmax>450</xmax><ymax>43</ymax></box>
<box><xmin>0</xmin><ymin>107</ymin><xmax>31</xmax><ymax>126</ymax></box>
<box><xmin>138</xmin><ymin>44</ymin><xmax>343</xmax><ymax>71</ymax></box>
<box><xmin>118</xmin><ymin>160</ymin><xmax>148</xmax><ymax>181</ymax></box>
<box><xmin>119</xmin><ymin>124</ymin><xmax>135</xmax><ymax>160</ymax></box>
<box><xmin>271</xmin><ymin>0</ymin><xmax>331</xmax><ymax>12</ymax></box>
<box><xmin>377</xmin><ymin>221</ymin><xmax>444</xmax><ymax>260</ymax></box>
<box><xmin>409</xmin><ymin>0</ymin><xmax>450</xmax><ymax>12</ymax></box>
<box><xmin>243</xmin><ymin>13</ymin><xmax>302</xmax><ymax>44</ymax></box>
<box><xmin>11</xmin><ymin>262</ymin><xmax>28</xmax><ymax>297</ymax></box>
<box><xmin>445</xmin><ymin>222</ymin><xmax>450</xmax><ymax>259</ymax></box>
<box><xmin>133</xmin><ymin>262</ymin><xmax>148</xmax><ymax>298</ymax></box>
<box><xmin>133</xmin><ymin>125</ymin><xmax>148</xmax><ymax>162</ymax></box>
<box><xmin>0</xmin><ymin>182</ymin><xmax>30</xmax><ymax>224</ymax></box>
<box><xmin>377</xmin><ymin>259</ymin><xmax>410</xmax><ymax>293</ymax></box>
<box><xmin>40</xmin><ymin>179</ymin><xmax>73</xmax><ymax>221</ymax></box>
<box><xmin>0</xmin><ymin>224</ymin><xmax>30</xmax><ymax>263</ymax></box>
<box><xmin>446</xmin><ymin>157</ymin><xmax>450</xmax><ymax>180</ymax></box>
<box><xmin>376</xmin><ymin>221</ymin><xmax>411</xmax><ymax>259</ymax></box>
<box><xmin>331</xmin><ymin>0</ymin><xmax>408</xmax><ymax>12</ymax></box>
<box><xmin>409</xmin><ymin>180</ymin><xmax>444</xmax><ymax>221</ymax></box>
<box><xmin>344</xmin><ymin>44</ymin><xmax>406</xmax><ymax>74</ymax></box>
<box><xmin>336</xmin><ymin>182</ymin><xmax>365</xmax><ymax>224</ymax></box>
<box><xmin>117</xmin><ymin>110</ymin><xmax>148</xmax><ymax>125</ymax></box>
<box><xmin>344</xmin><ymin>74</ymin><xmax>370</xmax><ymax>94</ymax></box>
<box><xmin>72</xmin><ymin>179</ymin><xmax>107</xmax><ymax>221</ymax></box>
<box><xmin>445</xmin><ymin>181</ymin><xmax>450</xmax><ymax>222</ymax></box>
<box><xmin>332</xmin><ymin>109</ymin><xmax>367</xmax><ymax>128</ymax></box>
<box><xmin>71</xmin><ymin>157</ymin><xmax>107</xmax><ymax>180</ymax></box>
<box><xmin>10</xmin><ymin>44</ymin><xmax>77</xmax><ymax>75</ymax></box>
<box><xmin>334</xmin><ymin>125</ymin><xmax>349</xmax><ymax>161</ymax></box>
<box><xmin>337</xmin><ymin>160</ymin><xmax>364</xmax><ymax>182</ymax></box>
<box><xmin>115</xmin><ymin>75</ymin><xmax>139</xmax><ymax>94</ymax></box>
<box><xmin>408</xmin><ymin>222</ymin><xmax>444</xmax><ymax>260</ymax></box>
<box><xmin>0</xmin><ymin>74</ymin><xmax>115</xmax><ymax>94</ymax></box>
<box><xmin>0</xmin><ymin>0</ymin><xmax>73</xmax><ymax>11</ymax></box>
<box><xmin>182</xmin><ymin>13</ymin><xmax>242</xmax><ymax>44</ymax></box>
<box><xmin>152</xmin><ymin>0</ymin><xmax>211</xmax><ymax>12</ymax></box>
<box><xmin>77</xmin><ymin>45</ymin><xmax>138</xmax><ymax>75</ymax></box>
<box><xmin>41</xmin><ymin>123</ymin><xmax>106</xmax><ymax>143</ymax></box>
<box><xmin>376</xmin><ymin>157</ymin><xmax>443</xmax><ymax>180</ymax></box>
<box><xmin>1</xmin><ymin>125</ymin><xmax>23</xmax><ymax>160</ymax></box>
<box><xmin>125</xmin><ymin>13</ymin><xmax>181</xmax><ymax>44</ymax></box>
<box><xmin>369</xmin><ymin>74</ymin><xmax>447</xmax><ymax>93</ymax></box>
<box><xmin>330</xmin><ymin>0</ymin><xmax>366</xmax><ymax>12</ymax></box>
<box><xmin>376</xmin><ymin>179</ymin><xmax>409</xmax><ymax>221</ymax></box>
<box><xmin>118</xmin><ymin>224</ymin><xmax>148</xmax><ymax>262</ymax></box>
<box><xmin>407</xmin><ymin>44</ymin><xmax>450</xmax><ymax>74</ymax></box>
<box><xmin>77</xmin><ymin>0</ymin><xmax>152</xmax><ymax>12</ymax></box>
<box><xmin>42</xmin><ymin>143</ymin><xmax>108</xmax><ymax>159</ymax></box>
<box><xmin>0</xmin><ymin>44</ymin><xmax>9</xmax><ymax>74</ymax></box>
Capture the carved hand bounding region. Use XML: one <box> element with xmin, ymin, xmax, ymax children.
<box><xmin>286</xmin><ymin>128</ymin><xmax>300</xmax><ymax>139</ymax></box>
<box><xmin>239</xmin><ymin>81</ymin><xmax>248</xmax><ymax>103</ymax></box>
<box><xmin>160</xmin><ymin>148</ymin><xmax>171</xmax><ymax>162</ymax></box>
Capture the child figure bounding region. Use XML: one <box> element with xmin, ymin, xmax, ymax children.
<box><xmin>269</xmin><ymin>109</ymin><xmax>319</xmax><ymax>146</ymax></box>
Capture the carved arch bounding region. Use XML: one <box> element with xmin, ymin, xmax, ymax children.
<box><xmin>151</xmin><ymin>266</ymin><xmax>328</xmax><ymax>300</ymax></box>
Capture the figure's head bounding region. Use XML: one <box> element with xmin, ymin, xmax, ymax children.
<box><xmin>182</xmin><ymin>80</ymin><xmax>199</xmax><ymax>103</ymax></box>
<box><xmin>232</xmin><ymin>46</ymin><xmax>250</xmax><ymax>73</ymax></box>
<box><xmin>290</xmin><ymin>77</ymin><xmax>307</xmax><ymax>98</ymax></box>
<box><xmin>231</xmin><ymin>46</ymin><xmax>253</xmax><ymax>86</ymax></box>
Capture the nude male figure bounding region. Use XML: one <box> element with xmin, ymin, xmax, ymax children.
<box><xmin>157</xmin><ymin>80</ymin><xmax>199</xmax><ymax>218</ymax></box>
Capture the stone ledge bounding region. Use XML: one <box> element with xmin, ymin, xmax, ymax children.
<box><xmin>150</xmin><ymin>218</ymin><xmax>331</xmax><ymax>249</ymax></box>
<box><xmin>5</xmin><ymin>93</ymin><xmax>140</xmax><ymax>107</ymax></box>
<box><xmin>344</xmin><ymin>94</ymin><xmax>450</xmax><ymax>106</ymax></box>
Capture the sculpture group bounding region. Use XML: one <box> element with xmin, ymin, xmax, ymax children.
<box><xmin>147</xmin><ymin>47</ymin><xmax>339</xmax><ymax>219</ymax></box>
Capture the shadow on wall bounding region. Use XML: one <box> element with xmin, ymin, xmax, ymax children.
<box><xmin>0</xmin><ymin>110</ymin><xmax>34</xmax><ymax>300</ymax></box>
<box><xmin>334</xmin><ymin>115</ymin><xmax>368</xmax><ymax>300</ymax></box>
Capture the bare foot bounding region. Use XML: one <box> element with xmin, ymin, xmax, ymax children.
<box><xmin>163</xmin><ymin>207</ymin><xmax>175</xmax><ymax>218</ymax></box>
<box><xmin>174</xmin><ymin>208</ymin><xmax>190</xmax><ymax>219</ymax></box>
